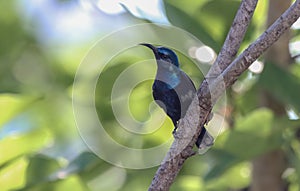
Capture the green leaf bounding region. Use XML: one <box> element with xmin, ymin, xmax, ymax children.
<box><xmin>197</xmin><ymin>0</ymin><xmax>240</xmax><ymax>44</ymax></box>
<box><xmin>205</xmin><ymin>162</ymin><xmax>251</xmax><ymax>190</ymax></box>
<box><xmin>235</xmin><ymin>80</ymin><xmax>260</xmax><ymax>114</ymax></box>
<box><xmin>204</xmin><ymin>149</ymin><xmax>241</xmax><ymax>181</ymax></box>
<box><xmin>0</xmin><ymin>128</ymin><xmax>52</xmax><ymax>166</ymax></box>
<box><xmin>64</xmin><ymin>152</ymin><xmax>102</xmax><ymax>175</ymax></box>
<box><xmin>17</xmin><ymin>153</ymin><xmax>94</xmax><ymax>191</ymax></box>
<box><xmin>259</xmin><ymin>63</ymin><xmax>300</xmax><ymax>112</ymax></box>
<box><xmin>18</xmin><ymin>175</ymin><xmax>88</xmax><ymax>191</ymax></box>
<box><xmin>174</xmin><ymin>175</ymin><xmax>203</xmax><ymax>190</ymax></box>
<box><xmin>215</xmin><ymin>108</ymin><xmax>283</xmax><ymax>159</ymax></box>
<box><xmin>47</xmin><ymin>152</ymin><xmax>104</xmax><ymax>182</ymax></box>
<box><xmin>25</xmin><ymin>154</ymin><xmax>61</xmax><ymax>185</ymax></box>
<box><xmin>0</xmin><ymin>157</ymin><xmax>27</xmax><ymax>190</ymax></box>
<box><xmin>164</xmin><ymin>1</ymin><xmax>220</xmax><ymax>52</ymax></box>
<box><xmin>0</xmin><ymin>94</ymin><xmax>38</xmax><ymax>127</ymax></box>
<box><xmin>206</xmin><ymin>161</ymin><xmax>250</xmax><ymax>190</ymax></box>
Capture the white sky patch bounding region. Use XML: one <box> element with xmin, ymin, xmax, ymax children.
<box><xmin>80</xmin><ymin>0</ymin><xmax>96</xmax><ymax>12</ymax></box>
<box><xmin>17</xmin><ymin>0</ymin><xmax>99</xmax><ymax>44</ymax></box>
<box><xmin>188</xmin><ymin>46</ymin><xmax>198</xmax><ymax>58</ymax></box>
<box><xmin>18</xmin><ymin>0</ymin><xmax>170</xmax><ymax>44</ymax></box>
<box><xmin>232</xmin><ymin>81</ymin><xmax>244</xmax><ymax>93</ymax></box>
<box><xmin>56</xmin><ymin>9</ymin><xmax>93</xmax><ymax>35</ymax></box>
<box><xmin>95</xmin><ymin>0</ymin><xmax>170</xmax><ymax>24</ymax></box>
<box><xmin>292</xmin><ymin>17</ymin><xmax>300</xmax><ymax>29</ymax></box>
<box><xmin>195</xmin><ymin>45</ymin><xmax>216</xmax><ymax>63</ymax></box>
<box><xmin>287</xmin><ymin>108</ymin><xmax>299</xmax><ymax>120</ymax></box>
<box><xmin>289</xmin><ymin>41</ymin><xmax>300</xmax><ymax>57</ymax></box>
<box><xmin>249</xmin><ymin>60</ymin><xmax>264</xmax><ymax>74</ymax></box>
<box><xmin>96</xmin><ymin>0</ymin><xmax>125</xmax><ymax>14</ymax></box>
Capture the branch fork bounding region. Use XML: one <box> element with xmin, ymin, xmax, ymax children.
<box><xmin>149</xmin><ymin>0</ymin><xmax>300</xmax><ymax>190</ymax></box>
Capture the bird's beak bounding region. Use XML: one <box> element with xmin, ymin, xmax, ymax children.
<box><xmin>139</xmin><ymin>43</ymin><xmax>159</xmax><ymax>59</ymax></box>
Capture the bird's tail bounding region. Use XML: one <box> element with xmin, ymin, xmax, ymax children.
<box><xmin>196</xmin><ymin>127</ymin><xmax>214</xmax><ymax>154</ymax></box>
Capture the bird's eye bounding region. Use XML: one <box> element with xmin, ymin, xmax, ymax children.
<box><xmin>161</xmin><ymin>53</ymin><xmax>168</xmax><ymax>59</ymax></box>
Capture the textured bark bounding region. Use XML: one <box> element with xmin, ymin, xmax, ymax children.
<box><xmin>265</xmin><ymin>0</ymin><xmax>291</xmax><ymax>66</ymax></box>
<box><xmin>149</xmin><ymin>0</ymin><xmax>300</xmax><ymax>190</ymax></box>
<box><xmin>207</xmin><ymin>0</ymin><xmax>258</xmax><ymax>78</ymax></box>
<box><xmin>250</xmin><ymin>1</ymin><xmax>291</xmax><ymax>191</ymax></box>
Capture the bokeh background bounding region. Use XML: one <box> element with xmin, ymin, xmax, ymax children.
<box><xmin>1</xmin><ymin>0</ymin><xmax>300</xmax><ymax>190</ymax></box>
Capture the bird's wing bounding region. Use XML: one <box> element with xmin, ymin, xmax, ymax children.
<box><xmin>180</xmin><ymin>71</ymin><xmax>196</xmax><ymax>92</ymax></box>
<box><xmin>172</xmin><ymin>71</ymin><xmax>197</xmax><ymax>114</ymax></box>
<box><xmin>152</xmin><ymin>81</ymin><xmax>181</xmax><ymax>124</ymax></box>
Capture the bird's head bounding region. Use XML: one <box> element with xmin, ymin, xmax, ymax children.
<box><xmin>140</xmin><ymin>43</ymin><xmax>179</xmax><ymax>67</ymax></box>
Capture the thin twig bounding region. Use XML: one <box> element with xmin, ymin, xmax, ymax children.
<box><xmin>149</xmin><ymin>0</ymin><xmax>300</xmax><ymax>190</ymax></box>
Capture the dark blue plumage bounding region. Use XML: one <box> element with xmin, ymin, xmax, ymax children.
<box><xmin>140</xmin><ymin>43</ymin><xmax>214</xmax><ymax>149</ymax></box>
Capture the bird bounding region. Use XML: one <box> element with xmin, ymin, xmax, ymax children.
<box><xmin>140</xmin><ymin>43</ymin><xmax>214</xmax><ymax>151</ymax></box>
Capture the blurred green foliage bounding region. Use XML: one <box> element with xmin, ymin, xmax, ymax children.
<box><xmin>0</xmin><ymin>0</ymin><xmax>300</xmax><ymax>190</ymax></box>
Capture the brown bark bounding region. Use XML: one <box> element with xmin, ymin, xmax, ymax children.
<box><xmin>265</xmin><ymin>0</ymin><xmax>291</xmax><ymax>66</ymax></box>
<box><xmin>207</xmin><ymin>0</ymin><xmax>258</xmax><ymax>78</ymax></box>
<box><xmin>250</xmin><ymin>1</ymin><xmax>291</xmax><ymax>191</ymax></box>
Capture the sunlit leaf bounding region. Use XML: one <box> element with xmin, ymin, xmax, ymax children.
<box><xmin>0</xmin><ymin>157</ymin><xmax>27</xmax><ymax>190</ymax></box>
<box><xmin>87</xmin><ymin>167</ymin><xmax>126</xmax><ymax>191</ymax></box>
<box><xmin>290</xmin><ymin>63</ymin><xmax>300</xmax><ymax>80</ymax></box>
<box><xmin>0</xmin><ymin>94</ymin><xmax>38</xmax><ymax>127</ymax></box>
<box><xmin>174</xmin><ymin>175</ymin><xmax>203</xmax><ymax>190</ymax></box>
<box><xmin>18</xmin><ymin>175</ymin><xmax>88</xmax><ymax>191</ymax></box>
<box><xmin>290</xmin><ymin>142</ymin><xmax>300</xmax><ymax>189</ymax></box>
<box><xmin>206</xmin><ymin>162</ymin><xmax>250</xmax><ymax>190</ymax></box>
<box><xmin>52</xmin><ymin>175</ymin><xmax>88</xmax><ymax>191</ymax></box>
<box><xmin>0</xmin><ymin>128</ymin><xmax>52</xmax><ymax>166</ymax></box>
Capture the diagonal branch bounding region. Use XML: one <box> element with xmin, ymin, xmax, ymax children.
<box><xmin>149</xmin><ymin>0</ymin><xmax>300</xmax><ymax>190</ymax></box>
<box><xmin>205</xmin><ymin>0</ymin><xmax>300</xmax><ymax>106</ymax></box>
<box><xmin>207</xmin><ymin>0</ymin><xmax>258</xmax><ymax>78</ymax></box>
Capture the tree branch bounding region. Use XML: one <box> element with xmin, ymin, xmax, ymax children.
<box><xmin>149</xmin><ymin>0</ymin><xmax>300</xmax><ymax>190</ymax></box>
<box><xmin>220</xmin><ymin>0</ymin><xmax>300</xmax><ymax>89</ymax></box>
<box><xmin>207</xmin><ymin>0</ymin><xmax>258</xmax><ymax>78</ymax></box>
